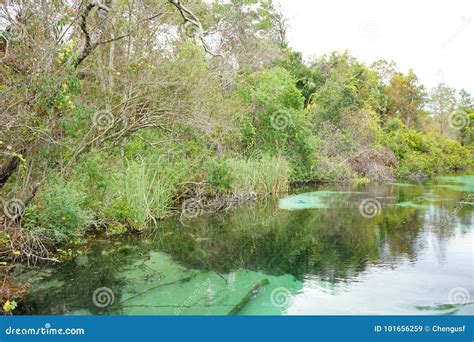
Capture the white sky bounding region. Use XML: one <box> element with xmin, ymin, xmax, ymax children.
<box><xmin>275</xmin><ymin>0</ymin><xmax>474</xmax><ymax>94</ymax></box>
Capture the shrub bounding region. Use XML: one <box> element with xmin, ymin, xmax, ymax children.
<box><xmin>71</xmin><ymin>152</ymin><xmax>113</xmax><ymax>212</ymax></box>
<box><xmin>24</xmin><ymin>178</ymin><xmax>93</xmax><ymax>244</ymax></box>
<box><xmin>205</xmin><ymin>158</ymin><xmax>232</xmax><ymax>195</ymax></box>
<box><xmin>383</xmin><ymin>127</ymin><xmax>471</xmax><ymax>177</ymax></box>
<box><xmin>397</xmin><ymin>151</ymin><xmax>433</xmax><ymax>177</ymax></box>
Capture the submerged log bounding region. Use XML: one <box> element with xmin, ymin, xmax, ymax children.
<box><xmin>119</xmin><ymin>273</ymin><xmax>199</xmax><ymax>305</ymax></box>
<box><xmin>228</xmin><ymin>278</ymin><xmax>269</xmax><ymax>316</ymax></box>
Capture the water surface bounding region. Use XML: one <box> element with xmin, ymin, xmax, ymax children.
<box><xmin>19</xmin><ymin>175</ymin><xmax>474</xmax><ymax>315</ymax></box>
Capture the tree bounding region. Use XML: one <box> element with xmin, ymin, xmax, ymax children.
<box><xmin>458</xmin><ymin>89</ymin><xmax>474</xmax><ymax>145</ymax></box>
<box><xmin>0</xmin><ymin>0</ymin><xmax>237</xmax><ymax>222</ymax></box>
<box><xmin>384</xmin><ymin>71</ymin><xmax>426</xmax><ymax>129</ymax></box>
<box><xmin>371</xmin><ymin>59</ymin><xmax>398</xmax><ymax>86</ymax></box>
<box><xmin>238</xmin><ymin>67</ymin><xmax>317</xmax><ymax>180</ymax></box>
<box><xmin>276</xmin><ymin>48</ymin><xmax>321</xmax><ymax>105</ymax></box>
<box><xmin>428</xmin><ymin>83</ymin><xmax>457</xmax><ymax>137</ymax></box>
<box><xmin>205</xmin><ymin>0</ymin><xmax>286</xmax><ymax>72</ymax></box>
<box><xmin>459</xmin><ymin>89</ymin><xmax>473</xmax><ymax>108</ymax></box>
<box><xmin>309</xmin><ymin>51</ymin><xmax>386</xmax><ymax>125</ymax></box>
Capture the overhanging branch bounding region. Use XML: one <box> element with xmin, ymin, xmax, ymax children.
<box><xmin>168</xmin><ymin>0</ymin><xmax>221</xmax><ymax>57</ymax></box>
<box><xmin>72</xmin><ymin>0</ymin><xmax>113</xmax><ymax>67</ymax></box>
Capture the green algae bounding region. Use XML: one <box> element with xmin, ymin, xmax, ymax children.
<box><xmin>395</xmin><ymin>201</ymin><xmax>429</xmax><ymax>209</ymax></box>
<box><xmin>114</xmin><ymin>252</ymin><xmax>302</xmax><ymax>315</ymax></box>
<box><xmin>434</xmin><ymin>175</ymin><xmax>474</xmax><ymax>193</ymax></box>
<box><xmin>415</xmin><ymin>302</ymin><xmax>474</xmax><ymax>315</ymax></box>
<box><xmin>25</xmin><ymin>251</ymin><xmax>303</xmax><ymax>316</ymax></box>
<box><xmin>278</xmin><ymin>191</ymin><xmax>360</xmax><ymax>210</ymax></box>
<box><xmin>278</xmin><ymin>191</ymin><xmax>332</xmax><ymax>210</ymax></box>
<box><xmin>388</xmin><ymin>182</ymin><xmax>417</xmax><ymax>187</ymax></box>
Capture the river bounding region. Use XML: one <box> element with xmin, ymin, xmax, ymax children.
<box><xmin>18</xmin><ymin>175</ymin><xmax>473</xmax><ymax>315</ymax></box>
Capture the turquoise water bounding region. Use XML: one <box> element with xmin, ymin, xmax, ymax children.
<box><xmin>19</xmin><ymin>175</ymin><xmax>474</xmax><ymax>315</ymax></box>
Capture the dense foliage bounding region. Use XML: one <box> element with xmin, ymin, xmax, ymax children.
<box><xmin>0</xmin><ymin>0</ymin><xmax>472</xmax><ymax>292</ymax></box>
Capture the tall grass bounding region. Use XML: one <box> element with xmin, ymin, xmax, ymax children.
<box><xmin>113</xmin><ymin>157</ymin><xmax>185</xmax><ymax>228</ymax></box>
<box><xmin>226</xmin><ymin>156</ymin><xmax>290</xmax><ymax>196</ymax></box>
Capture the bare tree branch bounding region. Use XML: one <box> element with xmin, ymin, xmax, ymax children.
<box><xmin>168</xmin><ymin>0</ymin><xmax>222</xmax><ymax>57</ymax></box>
<box><xmin>72</xmin><ymin>0</ymin><xmax>113</xmax><ymax>67</ymax></box>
